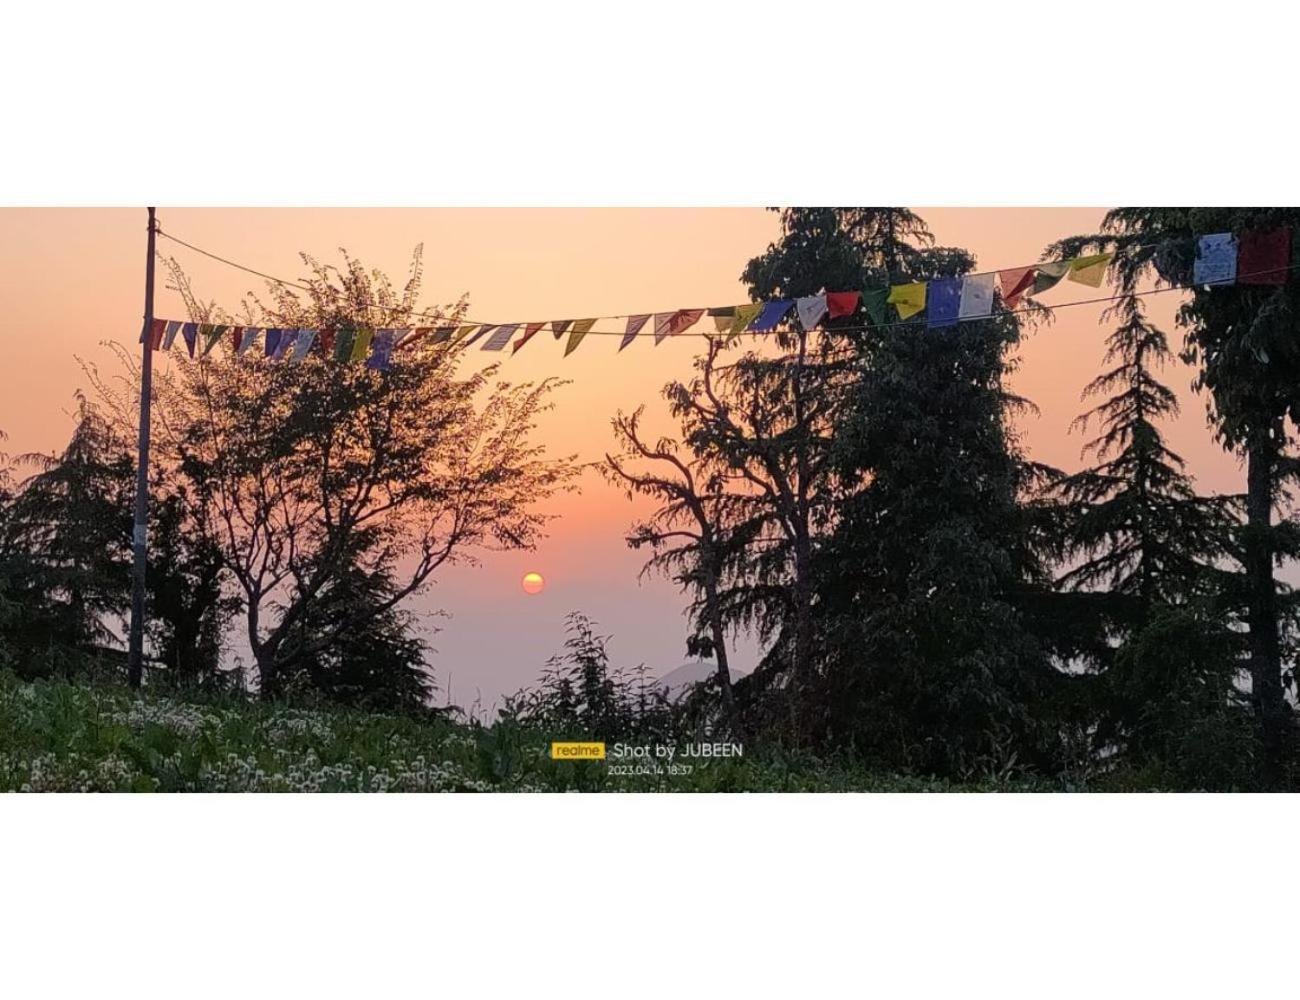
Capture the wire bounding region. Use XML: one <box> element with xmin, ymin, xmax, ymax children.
<box><xmin>153</xmin><ymin>224</ymin><xmax>1293</xmax><ymax>343</ymax></box>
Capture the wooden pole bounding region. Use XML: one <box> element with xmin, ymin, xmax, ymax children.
<box><xmin>127</xmin><ymin>207</ymin><xmax>157</xmax><ymax>688</ymax></box>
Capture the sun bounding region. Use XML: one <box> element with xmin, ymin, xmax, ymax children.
<box><xmin>521</xmin><ymin>571</ymin><xmax>545</xmax><ymax>595</ymax></box>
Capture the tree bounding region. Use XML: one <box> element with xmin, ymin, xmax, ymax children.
<box><xmin>0</xmin><ymin>397</ymin><xmax>133</xmax><ymax>674</ymax></box>
<box><xmin>90</xmin><ymin>247</ymin><xmax>577</xmax><ymax>699</ymax></box>
<box><xmin>1053</xmin><ymin>210</ymin><xmax>1300</xmax><ymax>777</ymax></box>
<box><xmin>604</xmin><ymin>404</ymin><xmax>746</xmax><ymax>729</ymax></box>
<box><xmin>1046</xmin><ymin>288</ymin><xmax>1242</xmax><ymax>756</ymax></box>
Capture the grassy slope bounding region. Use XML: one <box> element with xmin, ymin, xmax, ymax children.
<box><xmin>0</xmin><ymin>672</ymin><xmax>1085</xmax><ymax>792</ymax></box>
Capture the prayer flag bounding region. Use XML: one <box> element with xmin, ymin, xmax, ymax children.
<box><xmin>1032</xmin><ymin>261</ymin><xmax>1070</xmax><ymax>295</ymax></box>
<box><xmin>565</xmin><ymin>319</ymin><xmax>597</xmax><ymax>356</ymax></box>
<box><xmin>221</xmin><ymin>326</ymin><xmax>241</xmax><ymax>355</ymax></box>
<box><xmin>463</xmin><ymin>325</ymin><xmax>491</xmax><ymax>347</ymax></box>
<box><xmin>729</xmin><ymin>302</ymin><xmax>764</xmax><ymax>338</ymax></box>
<box><xmin>452</xmin><ymin>325</ymin><xmax>478</xmax><ymax>345</ymax></box>
<box><xmin>551</xmin><ymin>320</ymin><xmax>573</xmax><ymax>340</ymax></box>
<box><xmin>481</xmin><ymin>323</ymin><xmax>519</xmax><ymax>351</ymax></box>
<box><xmin>653</xmin><ymin>312</ymin><xmax>675</xmax><ymax>344</ymax></box>
<box><xmin>264</xmin><ymin>328</ymin><xmax>285</xmax><ymax>358</ymax></box>
<box><xmin>958</xmin><ymin>273</ymin><xmax>995</xmax><ymax>320</ymax></box>
<box><xmin>205</xmin><ymin>323</ymin><xmax>231</xmax><ymax>353</ymax></box>
<box><xmin>668</xmin><ymin>309</ymin><xmax>705</xmax><ymax>337</ymax></box>
<box><xmin>826</xmin><ymin>291</ymin><xmax>861</xmax><ymax>319</ymax></box>
<box><xmin>272</xmin><ymin>329</ymin><xmax>294</xmax><ymax>361</ymax></box>
<box><xmin>367</xmin><ymin>329</ymin><xmax>396</xmax><ymax>370</ymax></box>
<box><xmin>238</xmin><ymin>327</ymin><xmax>261</xmax><ymax>355</ymax></box>
<box><xmin>317</xmin><ymin>328</ymin><xmax>335</xmax><ymax>357</ymax></box>
<box><xmin>513</xmin><ymin>322</ymin><xmax>546</xmax><ymax>353</ymax></box>
<box><xmin>619</xmin><ymin>314</ymin><xmax>651</xmax><ymax>351</ymax></box>
<box><xmin>750</xmin><ymin>300</ymin><xmax>793</xmax><ymax>332</ymax></box>
<box><xmin>888</xmin><ymin>283</ymin><xmax>926</xmax><ymax>320</ymax></box>
<box><xmin>350</xmin><ymin>327</ymin><xmax>375</xmax><ymax>361</ymax></box>
<box><xmin>399</xmin><ymin>327</ymin><xmax>431</xmax><ymax>350</ymax></box>
<box><xmin>1068</xmin><ymin>253</ymin><xmax>1113</xmax><ymax>288</ymax></box>
<box><xmin>147</xmin><ymin>319</ymin><xmax>166</xmax><ymax>350</ymax></box>
<box><xmin>290</xmin><ymin>329</ymin><xmax>317</xmax><ymax>363</ymax></box>
<box><xmin>795</xmin><ymin>295</ymin><xmax>828</xmax><ymax>331</ymax></box>
<box><xmin>998</xmin><ymin>267</ymin><xmax>1035</xmax><ymax>309</ymax></box>
<box><xmin>707</xmin><ymin>306</ymin><xmax>736</xmax><ymax>335</ymax></box>
<box><xmin>181</xmin><ymin>323</ymin><xmax>199</xmax><ymax>357</ymax></box>
<box><xmin>162</xmin><ymin>320</ymin><xmax>182</xmax><ymax>350</ymax></box>
<box><xmin>431</xmin><ymin>326</ymin><xmax>456</xmax><ymax>345</ymax></box>
<box><xmin>1238</xmin><ymin>227</ymin><xmax>1291</xmax><ymax>285</ymax></box>
<box><xmin>1193</xmin><ymin>234</ymin><xmax>1238</xmax><ymax>286</ymax></box>
<box><xmin>333</xmin><ymin>328</ymin><xmax>355</xmax><ymax>362</ymax></box>
<box><xmin>927</xmin><ymin>278</ymin><xmax>961</xmax><ymax>329</ymax></box>
<box><xmin>861</xmin><ymin>289</ymin><xmax>890</xmax><ymax>326</ymax></box>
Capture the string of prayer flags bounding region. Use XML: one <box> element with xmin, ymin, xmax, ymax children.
<box><xmin>1067</xmin><ymin>253</ymin><xmax>1113</xmax><ymax>288</ymax></box>
<box><xmin>1032</xmin><ymin>261</ymin><xmax>1070</xmax><ymax>296</ymax></box>
<box><xmin>620</xmin><ymin>314</ymin><xmax>651</xmax><ymax>351</ymax></box>
<box><xmin>707</xmin><ymin>306</ymin><xmax>735</xmax><ymax>335</ymax></box>
<box><xmin>481</xmin><ymin>323</ymin><xmax>519</xmax><ymax>351</ymax></box>
<box><xmin>796</xmin><ymin>294</ymin><xmax>828</xmax><ymax>331</ymax></box>
<box><xmin>729</xmin><ymin>303</ymin><xmax>764</xmax><ymax>338</ymax></box>
<box><xmin>1194</xmin><ymin>234</ymin><xmax>1238</xmax><ymax>286</ymax></box>
<box><xmin>514</xmin><ymin>322</ymin><xmax>546</xmax><ymax>354</ymax></box>
<box><xmin>888</xmin><ymin>283</ymin><xmax>926</xmax><ymax>321</ymax></box>
<box><xmin>653</xmin><ymin>312</ymin><xmax>675</xmax><ymax>344</ymax></box>
<box><xmin>751</xmin><ymin>299</ymin><xmax>793</xmax><ymax>332</ymax></box>
<box><xmin>826</xmin><ymin>291</ymin><xmax>861</xmax><ymax>319</ymax></box>
<box><xmin>290</xmin><ymin>328</ymin><xmax>316</xmax><ymax>363</ymax></box>
<box><xmin>1238</xmin><ymin>227</ymin><xmax>1291</xmax><ymax>285</ymax></box>
<box><xmin>367</xmin><ymin>329</ymin><xmax>396</xmax><ymax>370</ymax></box>
<box><xmin>927</xmin><ymin>278</ymin><xmax>961</xmax><ymax>329</ymax></box>
<box><xmin>958</xmin><ymin>273</ymin><xmax>995</xmax><ymax>320</ymax></box>
<box><xmin>551</xmin><ymin>320</ymin><xmax>573</xmax><ymax>340</ymax></box>
<box><xmin>565</xmin><ymin>319</ymin><xmax>597</xmax><ymax>356</ymax></box>
<box><xmin>998</xmin><ymin>267</ymin><xmax>1035</xmax><ymax>310</ymax></box>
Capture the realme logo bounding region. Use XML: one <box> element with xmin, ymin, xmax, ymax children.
<box><xmin>551</xmin><ymin>741</ymin><xmax>606</xmax><ymax>760</ymax></box>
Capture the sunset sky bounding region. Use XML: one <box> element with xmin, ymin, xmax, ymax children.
<box><xmin>0</xmin><ymin>208</ymin><xmax>1251</xmax><ymax>708</ymax></box>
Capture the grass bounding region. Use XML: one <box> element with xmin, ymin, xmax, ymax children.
<box><xmin>0</xmin><ymin>670</ymin><xmax>1089</xmax><ymax>792</ymax></box>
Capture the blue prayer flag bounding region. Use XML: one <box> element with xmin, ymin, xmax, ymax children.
<box><xmin>927</xmin><ymin>278</ymin><xmax>961</xmax><ymax>329</ymax></box>
<box><xmin>750</xmin><ymin>300</ymin><xmax>793</xmax><ymax>332</ymax></box>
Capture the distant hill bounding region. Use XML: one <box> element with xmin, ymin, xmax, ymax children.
<box><xmin>654</xmin><ymin>661</ymin><xmax>747</xmax><ymax>700</ymax></box>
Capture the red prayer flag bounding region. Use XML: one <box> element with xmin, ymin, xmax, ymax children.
<box><xmin>826</xmin><ymin>291</ymin><xmax>861</xmax><ymax>319</ymax></box>
<box><xmin>317</xmin><ymin>327</ymin><xmax>335</xmax><ymax>356</ymax></box>
<box><xmin>146</xmin><ymin>318</ymin><xmax>166</xmax><ymax>349</ymax></box>
<box><xmin>1237</xmin><ymin>227</ymin><xmax>1291</xmax><ymax>285</ymax></box>
<box><xmin>514</xmin><ymin>322</ymin><xmax>546</xmax><ymax>354</ymax></box>
<box><xmin>667</xmin><ymin>309</ymin><xmax>705</xmax><ymax>336</ymax></box>
<box><xmin>998</xmin><ymin>267</ymin><xmax>1036</xmax><ymax>309</ymax></box>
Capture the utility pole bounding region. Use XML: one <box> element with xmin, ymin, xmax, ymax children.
<box><xmin>127</xmin><ymin>207</ymin><xmax>157</xmax><ymax>688</ymax></box>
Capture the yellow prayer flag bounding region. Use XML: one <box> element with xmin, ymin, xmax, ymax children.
<box><xmin>564</xmin><ymin>319</ymin><xmax>597</xmax><ymax>357</ymax></box>
<box><xmin>1067</xmin><ymin>253</ymin><xmax>1113</xmax><ymax>288</ymax></box>
<box><xmin>888</xmin><ymin>282</ymin><xmax>927</xmax><ymax>320</ymax></box>
<box><xmin>728</xmin><ymin>303</ymin><xmax>764</xmax><ymax>338</ymax></box>
<box><xmin>452</xmin><ymin>325</ymin><xmax>478</xmax><ymax>344</ymax></box>
<box><xmin>712</xmin><ymin>312</ymin><xmax>736</xmax><ymax>335</ymax></box>
<box><xmin>350</xmin><ymin>326</ymin><xmax>374</xmax><ymax>362</ymax></box>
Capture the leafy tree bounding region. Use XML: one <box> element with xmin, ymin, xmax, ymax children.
<box><xmin>89</xmin><ymin>248</ymin><xmax>577</xmax><ymax>700</ymax></box>
<box><xmin>604</xmin><ymin>404</ymin><xmax>746</xmax><ymax>729</ymax></box>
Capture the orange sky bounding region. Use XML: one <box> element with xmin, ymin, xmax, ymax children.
<box><xmin>0</xmin><ymin>208</ymin><xmax>1247</xmax><ymax>707</ymax></box>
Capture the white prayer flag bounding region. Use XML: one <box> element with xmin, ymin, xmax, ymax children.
<box><xmin>653</xmin><ymin>312</ymin><xmax>675</xmax><ymax>345</ymax></box>
<box><xmin>238</xmin><ymin>327</ymin><xmax>261</xmax><ymax>355</ymax></box>
<box><xmin>1194</xmin><ymin>234</ymin><xmax>1238</xmax><ymax>286</ymax></box>
<box><xmin>290</xmin><ymin>329</ymin><xmax>316</xmax><ymax>363</ymax></box>
<box><xmin>161</xmin><ymin>320</ymin><xmax>183</xmax><ymax>350</ymax></box>
<box><xmin>480</xmin><ymin>323</ymin><xmax>519</xmax><ymax>351</ymax></box>
<box><xmin>795</xmin><ymin>295</ymin><xmax>828</xmax><ymax>331</ymax></box>
<box><xmin>957</xmin><ymin>273</ymin><xmax>996</xmax><ymax>320</ymax></box>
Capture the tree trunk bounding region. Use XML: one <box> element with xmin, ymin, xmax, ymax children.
<box><xmin>1245</xmin><ymin>440</ymin><xmax>1287</xmax><ymax>780</ymax></box>
<box><xmin>703</xmin><ymin>574</ymin><xmax>738</xmax><ymax>734</ymax></box>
